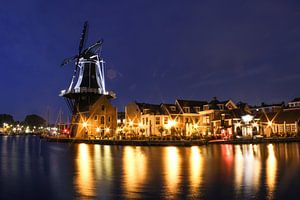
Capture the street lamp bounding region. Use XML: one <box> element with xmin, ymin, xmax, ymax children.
<box><xmin>82</xmin><ymin>122</ymin><xmax>88</xmax><ymax>128</ymax></box>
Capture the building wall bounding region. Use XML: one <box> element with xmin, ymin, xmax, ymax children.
<box><xmin>75</xmin><ymin>95</ymin><xmax>117</xmax><ymax>138</ymax></box>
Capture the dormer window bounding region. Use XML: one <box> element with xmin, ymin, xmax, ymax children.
<box><xmin>194</xmin><ymin>107</ymin><xmax>200</xmax><ymax>112</ymax></box>
<box><xmin>218</xmin><ymin>104</ymin><xmax>224</xmax><ymax>110</ymax></box>
<box><xmin>143</xmin><ymin>109</ymin><xmax>150</xmax><ymax>113</ymax></box>
<box><xmin>183</xmin><ymin>107</ymin><xmax>190</xmax><ymax>113</ymax></box>
<box><xmin>170</xmin><ymin>106</ymin><xmax>176</xmax><ymax>111</ymax></box>
<box><xmin>204</xmin><ymin>105</ymin><xmax>209</xmax><ymax>110</ymax></box>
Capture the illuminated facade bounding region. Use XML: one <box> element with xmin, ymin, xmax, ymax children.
<box><xmin>125</xmin><ymin>98</ymin><xmax>255</xmax><ymax>137</ymax></box>
<box><xmin>259</xmin><ymin>107</ymin><xmax>300</xmax><ymax>136</ymax></box>
<box><xmin>75</xmin><ymin>95</ymin><xmax>117</xmax><ymax>138</ymax></box>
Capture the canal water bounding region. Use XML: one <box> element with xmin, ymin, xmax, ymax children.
<box><xmin>0</xmin><ymin>136</ymin><xmax>299</xmax><ymax>200</ymax></box>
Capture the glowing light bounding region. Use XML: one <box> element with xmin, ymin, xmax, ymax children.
<box><xmin>129</xmin><ymin>121</ymin><xmax>134</xmax><ymax>126</ymax></box>
<box><xmin>242</xmin><ymin>115</ymin><xmax>254</xmax><ymax>124</ymax></box>
<box><xmin>268</xmin><ymin>121</ymin><xmax>272</xmax><ymax>126</ymax></box>
<box><xmin>138</xmin><ymin>122</ymin><xmax>143</xmax><ymax>128</ymax></box>
<box><xmin>82</xmin><ymin>122</ymin><xmax>88</xmax><ymax>128</ymax></box>
<box><xmin>96</xmin><ymin>127</ymin><xmax>100</xmax><ymax>132</ymax></box>
<box><xmin>165</xmin><ymin>119</ymin><xmax>177</xmax><ymax>129</ymax></box>
<box><xmin>193</xmin><ymin>124</ymin><xmax>199</xmax><ymax>129</ymax></box>
<box><xmin>105</xmin><ymin>128</ymin><xmax>110</xmax><ymax>133</ymax></box>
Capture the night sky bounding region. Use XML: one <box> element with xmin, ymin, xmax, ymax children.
<box><xmin>1</xmin><ymin>0</ymin><xmax>299</xmax><ymax>122</ymax></box>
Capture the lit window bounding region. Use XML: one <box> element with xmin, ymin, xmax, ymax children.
<box><xmin>164</xmin><ymin>117</ymin><xmax>168</xmax><ymax>124</ymax></box>
<box><xmin>156</xmin><ymin>117</ymin><xmax>160</xmax><ymax>125</ymax></box>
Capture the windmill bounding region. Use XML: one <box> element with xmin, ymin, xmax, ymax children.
<box><xmin>59</xmin><ymin>21</ymin><xmax>115</xmax><ymax>137</ymax></box>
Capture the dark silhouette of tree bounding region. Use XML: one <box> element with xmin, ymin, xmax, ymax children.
<box><xmin>23</xmin><ymin>114</ymin><xmax>46</xmax><ymax>127</ymax></box>
<box><xmin>0</xmin><ymin>114</ymin><xmax>14</xmax><ymax>127</ymax></box>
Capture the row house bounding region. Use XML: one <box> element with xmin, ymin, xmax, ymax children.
<box><xmin>259</xmin><ymin>107</ymin><xmax>300</xmax><ymax>136</ymax></box>
<box><xmin>288</xmin><ymin>98</ymin><xmax>300</xmax><ymax>108</ymax></box>
<box><xmin>125</xmin><ymin>102</ymin><xmax>168</xmax><ymax>136</ymax></box>
<box><xmin>125</xmin><ymin>98</ymin><xmax>255</xmax><ymax>137</ymax></box>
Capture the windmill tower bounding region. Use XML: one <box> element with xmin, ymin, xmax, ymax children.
<box><xmin>60</xmin><ymin>22</ymin><xmax>116</xmax><ymax>137</ymax></box>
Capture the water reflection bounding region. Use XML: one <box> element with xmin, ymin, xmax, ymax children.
<box><xmin>190</xmin><ymin>146</ymin><xmax>203</xmax><ymax>196</ymax></box>
<box><xmin>266</xmin><ymin>144</ymin><xmax>277</xmax><ymax>199</ymax></box>
<box><xmin>123</xmin><ymin>146</ymin><xmax>147</xmax><ymax>199</ymax></box>
<box><xmin>0</xmin><ymin>136</ymin><xmax>300</xmax><ymax>199</ymax></box>
<box><xmin>164</xmin><ymin>147</ymin><xmax>181</xmax><ymax>197</ymax></box>
<box><xmin>75</xmin><ymin>144</ymin><xmax>95</xmax><ymax>198</ymax></box>
<box><xmin>234</xmin><ymin>144</ymin><xmax>261</xmax><ymax>196</ymax></box>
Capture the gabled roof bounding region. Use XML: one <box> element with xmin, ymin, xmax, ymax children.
<box><xmin>176</xmin><ymin>99</ymin><xmax>208</xmax><ymax>113</ymax></box>
<box><xmin>135</xmin><ymin>102</ymin><xmax>165</xmax><ymax>115</ymax></box>
<box><xmin>275</xmin><ymin>108</ymin><xmax>300</xmax><ymax>123</ymax></box>
<box><xmin>161</xmin><ymin>103</ymin><xmax>180</xmax><ymax>114</ymax></box>
<box><xmin>258</xmin><ymin>108</ymin><xmax>300</xmax><ymax>124</ymax></box>
<box><xmin>207</xmin><ymin>98</ymin><xmax>236</xmax><ymax>110</ymax></box>
<box><xmin>289</xmin><ymin>98</ymin><xmax>300</xmax><ymax>103</ymax></box>
<box><xmin>251</xmin><ymin>102</ymin><xmax>285</xmax><ymax>109</ymax></box>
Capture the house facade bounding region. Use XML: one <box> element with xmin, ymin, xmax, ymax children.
<box><xmin>75</xmin><ymin>95</ymin><xmax>117</xmax><ymax>138</ymax></box>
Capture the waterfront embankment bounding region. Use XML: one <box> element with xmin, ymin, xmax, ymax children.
<box><xmin>44</xmin><ymin>136</ymin><xmax>300</xmax><ymax>146</ymax></box>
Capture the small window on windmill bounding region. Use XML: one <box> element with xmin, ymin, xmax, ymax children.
<box><xmin>101</xmin><ymin>116</ymin><xmax>105</xmax><ymax>124</ymax></box>
<box><xmin>101</xmin><ymin>105</ymin><xmax>105</xmax><ymax>111</ymax></box>
<box><xmin>94</xmin><ymin>115</ymin><xmax>98</xmax><ymax>121</ymax></box>
<box><xmin>108</xmin><ymin>116</ymin><xmax>111</xmax><ymax>122</ymax></box>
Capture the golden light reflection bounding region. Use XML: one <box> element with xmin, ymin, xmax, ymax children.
<box><xmin>75</xmin><ymin>144</ymin><xmax>95</xmax><ymax>197</ymax></box>
<box><xmin>190</xmin><ymin>146</ymin><xmax>203</xmax><ymax>195</ymax></box>
<box><xmin>94</xmin><ymin>145</ymin><xmax>101</xmax><ymax>178</ymax></box>
<box><xmin>266</xmin><ymin>144</ymin><xmax>277</xmax><ymax>198</ymax></box>
<box><xmin>244</xmin><ymin>145</ymin><xmax>261</xmax><ymax>192</ymax></box>
<box><xmin>123</xmin><ymin>146</ymin><xmax>147</xmax><ymax>199</ymax></box>
<box><xmin>103</xmin><ymin>145</ymin><xmax>112</xmax><ymax>177</ymax></box>
<box><xmin>234</xmin><ymin>145</ymin><xmax>243</xmax><ymax>192</ymax></box>
<box><xmin>164</xmin><ymin>147</ymin><xmax>181</xmax><ymax>195</ymax></box>
<box><xmin>234</xmin><ymin>145</ymin><xmax>261</xmax><ymax>195</ymax></box>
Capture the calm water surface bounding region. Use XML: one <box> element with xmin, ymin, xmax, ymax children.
<box><xmin>0</xmin><ymin>136</ymin><xmax>300</xmax><ymax>200</ymax></box>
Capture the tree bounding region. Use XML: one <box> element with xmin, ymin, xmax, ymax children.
<box><xmin>23</xmin><ymin>114</ymin><xmax>46</xmax><ymax>127</ymax></box>
<box><xmin>158</xmin><ymin>126</ymin><xmax>165</xmax><ymax>137</ymax></box>
<box><xmin>0</xmin><ymin>114</ymin><xmax>14</xmax><ymax>127</ymax></box>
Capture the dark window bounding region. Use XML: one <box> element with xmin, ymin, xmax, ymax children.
<box><xmin>101</xmin><ymin>116</ymin><xmax>105</xmax><ymax>124</ymax></box>
<box><xmin>101</xmin><ymin>105</ymin><xmax>105</xmax><ymax>111</ymax></box>
<box><xmin>94</xmin><ymin>115</ymin><xmax>98</xmax><ymax>121</ymax></box>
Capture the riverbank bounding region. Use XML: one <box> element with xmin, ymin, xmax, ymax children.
<box><xmin>44</xmin><ymin>137</ymin><xmax>207</xmax><ymax>146</ymax></box>
<box><xmin>43</xmin><ymin>136</ymin><xmax>300</xmax><ymax>146</ymax></box>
